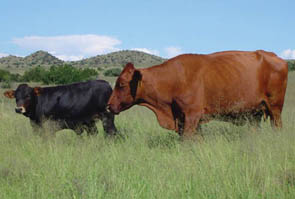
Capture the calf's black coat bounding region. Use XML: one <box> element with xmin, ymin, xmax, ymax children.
<box><xmin>4</xmin><ymin>80</ymin><xmax>117</xmax><ymax>135</ymax></box>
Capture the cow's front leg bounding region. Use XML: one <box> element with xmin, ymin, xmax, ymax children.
<box><xmin>30</xmin><ymin>120</ymin><xmax>43</xmax><ymax>136</ymax></box>
<box><xmin>100</xmin><ymin>111</ymin><xmax>117</xmax><ymax>136</ymax></box>
<box><xmin>182</xmin><ymin>111</ymin><xmax>203</xmax><ymax>141</ymax></box>
<box><xmin>85</xmin><ymin>120</ymin><xmax>99</xmax><ymax>136</ymax></box>
<box><xmin>64</xmin><ymin>121</ymin><xmax>84</xmax><ymax>136</ymax></box>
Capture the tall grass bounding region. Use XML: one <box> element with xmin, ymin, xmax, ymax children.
<box><xmin>0</xmin><ymin>74</ymin><xmax>295</xmax><ymax>198</ymax></box>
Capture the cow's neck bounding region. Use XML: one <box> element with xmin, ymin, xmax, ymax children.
<box><xmin>137</xmin><ymin>66</ymin><xmax>170</xmax><ymax>105</ymax></box>
<box><xmin>135</xmin><ymin>68</ymin><xmax>177</xmax><ymax>130</ymax></box>
<box><xmin>24</xmin><ymin>96</ymin><xmax>38</xmax><ymax>121</ymax></box>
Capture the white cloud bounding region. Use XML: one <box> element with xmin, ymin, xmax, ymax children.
<box><xmin>12</xmin><ymin>34</ymin><xmax>122</xmax><ymax>61</ymax></box>
<box><xmin>55</xmin><ymin>54</ymin><xmax>85</xmax><ymax>61</ymax></box>
<box><xmin>164</xmin><ymin>46</ymin><xmax>183</xmax><ymax>58</ymax></box>
<box><xmin>281</xmin><ymin>49</ymin><xmax>295</xmax><ymax>59</ymax></box>
<box><xmin>0</xmin><ymin>53</ymin><xmax>9</xmax><ymax>58</ymax></box>
<box><xmin>48</xmin><ymin>51</ymin><xmax>84</xmax><ymax>61</ymax></box>
<box><xmin>131</xmin><ymin>48</ymin><xmax>160</xmax><ymax>56</ymax></box>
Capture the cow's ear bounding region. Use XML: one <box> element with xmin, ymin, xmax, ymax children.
<box><xmin>129</xmin><ymin>70</ymin><xmax>142</xmax><ymax>99</ymax></box>
<box><xmin>33</xmin><ymin>87</ymin><xmax>43</xmax><ymax>96</ymax></box>
<box><xmin>4</xmin><ymin>90</ymin><xmax>15</xmax><ymax>99</ymax></box>
<box><xmin>124</xmin><ymin>62</ymin><xmax>135</xmax><ymax>74</ymax></box>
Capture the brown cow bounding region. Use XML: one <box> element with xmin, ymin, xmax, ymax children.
<box><xmin>108</xmin><ymin>50</ymin><xmax>288</xmax><ymax>138</ymax></box>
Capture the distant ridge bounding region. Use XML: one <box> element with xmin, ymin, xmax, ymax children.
<box><xmin>0</xmin><ymin>50</ymin><xmax>166</xmax><ymax>70</ymax></box>
<box><xmin>24</xmin><ymin>51</ymin><xmax>64</xmax><ymax>67</ymax></box>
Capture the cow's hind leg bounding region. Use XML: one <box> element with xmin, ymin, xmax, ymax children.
<box><xmin>263</xmin><ymin>99</ymin><xmax>283</xmax><ymax>129</ymax></box>
<box><xmin>265</xmin><ymin>67</ymin><xmax>287</xmax><ymax>129</ymax></box>
<box><xmin>100</xmin><ymin>111</ymin><xmax>117</xmax><ymax>136</ymax></box>
<box><xmin>269</xmin><ymin>106</ymin><xmax>283</xmax><ymax>129</ymax></box>
<box><xmin>247</xmin><ymin>111</ymin><xmax>263</xmax><ymax>128</ymax></box>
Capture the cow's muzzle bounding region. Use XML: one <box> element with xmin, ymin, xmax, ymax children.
<box><xmin>15</xmin><ymin>106</ymin><xmax>26</xmax><ymax>114</ymax></box>
<box><xmin>107</xmin><ymin>104</ymin><xmax>120</xmax><ymax>114</ymax></box>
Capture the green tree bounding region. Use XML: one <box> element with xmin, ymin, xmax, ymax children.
<box><xmin>22</xmin><ymin>66</ymin><xmax>47</xmax><ymax>82</ymax></box>
<box><xmin>287</xmin><ymin>60</ymin><xmax>295</xmax><ymax>71</ymax></box>
<box><xmin>103</xmin><ymin>68</ymin><xmax>122</xmax><ymax>77</ymax></box>
<box><xmin>21</xmin><ymin>65</ymin><xmax>99</xmax><ymax>85</ymax></box>
<box><xmin>42</xmin><ymin>65</ymin><xmax>98</xmax><ymax>85</ymax></box>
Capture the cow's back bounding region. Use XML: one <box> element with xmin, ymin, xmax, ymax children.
<box><xmin>37</xmin><ymin>80</ymin><xmax>112</xmax><ymax>120</ymax></box>
<box><xmin>202</xmin><ymin>51</ymin><xmax>286</xmax><ymax>114</ymax></box>
<box><xmin>152</xmin><ymin>50</ymin><xmax>287</xmax><ymax>114</ymax></box>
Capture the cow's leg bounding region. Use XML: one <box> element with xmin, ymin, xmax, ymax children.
<box><xmin>100</xmin><ymin>111</ymin><xmax>117</xmax><ymax>136</ymax></box>
<box><xmin>85</xmin><ymin>121</ymin><xmax>99</xmax><ymax>136</ymax></box>
<box><xmin>264</xmin><ymin>98</ymin><xmax>283</xmax><ymax>129</ymax></box>
<box><xmin>182</xmin><ymin>111</ymin><xmax>203</xmax><ymax>141</ymax></box>
<box><xmin>65</xmin><ymin>121</ymin><xmax>85</xmax><ymax>136</ymax></box>
<box><xmin>265</xmin><ymin>70</ymin><xmax>286</xmax><ymax>129</ymax></box>
<box><xmin>30</xmin><ymin>120</ymin><xmax>43</xmax><ymax>136</ymax></box>
<box><xmin>74</xmin><ymin>126</ymin><xmax>84</xmax><ymax>136</ymax></box>
<box><xmin>248</xmin><ymin>111</ymin><xmax>263</xmax><ymax>128</ymax></box>
<box><xmin>172</xmin><ymin>98</ymin><xmax>203</xmax><ymax>140</ymax></box>
<box><xmin>269</xmin><ymin>106</ymin><xmax>283</xmax><ymax>129</ymax></box>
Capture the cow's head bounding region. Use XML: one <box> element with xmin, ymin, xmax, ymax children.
<box><xmin>3</xmin><ymin>84</ymin><xmax>42</xmax><ymax>115</ymax></box>
<box><xmin>108</xmin><ymin>63</ymin><xmax>142</xmax><ymax>114</ymax></box>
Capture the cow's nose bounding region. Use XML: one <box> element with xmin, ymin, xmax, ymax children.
<box><xmin>108</xmin><ymin>105</ymin><xmax>120</xmax><ymax>114</ymax></box>
<box><xmin>15</xmin><ymin>107</ymin><xmax>25</xmax><ymax>114</ymax></box>
<box><xmin>15</xmin><ymin>107</ymin><xmax>22</xmax><ymax>113</ymax></box>
<box><xmin>106</xmin><ymin>104</ymin><xmax>111</xmax><ymax>112</ymax></box>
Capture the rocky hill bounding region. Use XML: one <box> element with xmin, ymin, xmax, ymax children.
<box><xmin>71</xmin><ymin>50</ymin><xmax>165</xmax><ymax>68</ymax></box>
<box><xmin>0</xmin><ymin>50</ymin><xmax>166</xmax><ymax>70</ymax></box>
<box><xmin>0</xmin><ymin>51</ymin><xmax>63</xmax><ymax>69</ymax></box>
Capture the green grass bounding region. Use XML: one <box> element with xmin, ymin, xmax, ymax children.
<box><xmin>0</xmin><ymin>74</ymin><xmax>295</xmax><ymax>198</ymax></box>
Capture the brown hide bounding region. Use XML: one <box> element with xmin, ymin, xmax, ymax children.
<box><xmin>108</xmin><ymin>50</ymin><xmax>288</xmax><ymax>137</ymax></box>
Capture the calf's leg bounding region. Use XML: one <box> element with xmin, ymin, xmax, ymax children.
<box><xmin>85</xmin><ymin>120</ymin><xmax>99</xmax><ymax>136</ymax></box>
<box><xmin>100</xmin><ymin>111</ymin><xmax>117</xmax><ymax>136</ymax></box>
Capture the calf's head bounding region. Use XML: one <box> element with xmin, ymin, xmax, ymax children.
<box><xmin>4</xmin><ymin>84</ymin><xmax>42</xmax><ymax>115</ymax></box>
<box><xmin>108</xmin><ymin>63</ymin><xmax>142</xmax><ymax>114</ymax></box>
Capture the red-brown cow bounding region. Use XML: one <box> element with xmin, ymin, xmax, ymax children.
<box><xmin>108</xmin><ymin>50</ymin><xmax>288</xmax><ymax>138</ymax></box>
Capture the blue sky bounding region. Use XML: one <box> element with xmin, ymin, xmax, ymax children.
<box><xmin>0</xmin><ymin>0</ymin><xmax>294</xmax><ymax>60</ymax></box>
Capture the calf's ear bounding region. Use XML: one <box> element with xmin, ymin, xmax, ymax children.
<box><xmin>34</xmin><ymin>87</ymin><xmax>43</xmax><ymax>96</ymax></box>
<box><xmin>4</xmin><ymin>90</ymin><xmax>15</xmax><ymax>99</ymax></box>
<box><xmin>129</xmin><ymin>70</ymin><xmax>142</xmax><ymax>99</ymax></box>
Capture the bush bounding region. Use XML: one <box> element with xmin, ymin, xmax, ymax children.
<box><xmin>0</xmin><ymin>69</ymin><xmax>21</xmax><ymax>82</ymax></box>
<box><xmin>0</xmin><ymin>70</ymin><xmax>11</xmax><ymax>82</ymax></box>
<box><xmin>287</xmin><ymin>60</ymin><xmax>295</xmax><ymax>71</ymax></box>
<box><xmin>1</xmin><ymin>80</ymin><xmax>12</xmax><ymax>89</ymax></box>
<box><xmin>23</xmin><ymin>65</ymin><xmax>99</xmax><ymax>85</ymax></box>
<box><xmin>22</xmin><ymin>66</ymin><xmax>47</xmax><ymax>82</ymax></box>
<box><xmin>103</xmin><ymin>68</ymin><xmax>122</xmax><ymax>77</ymax></box>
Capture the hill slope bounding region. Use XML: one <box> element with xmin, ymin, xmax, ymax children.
<box><xmin>23</xmin><ymin>51</ymin><xmax>64</xmax><ymax>67</ymax></box>
<box><xmin>0</xmin><ymin>50</ymin><xmax>166</xmax><ymax>71</ymax></box>
<box><xmin>0</xmin><ymin>51</ymin><xmax>64</xmax><ymax>69</ymax></box>
<box><xmin>70</xmin><ymin>50</ymin><xmax>165</xmax><ymax>68</ymax></box>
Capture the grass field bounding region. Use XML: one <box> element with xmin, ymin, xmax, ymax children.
<box><xmin>0</xmin><ymin>74</ymin><xmax>295</xmax><ymax>199</ymax></box>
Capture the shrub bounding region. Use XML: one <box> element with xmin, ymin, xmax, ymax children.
<box><xmin>0</xmin><ymin>69</ymin><xmax>21</xmax><ymax>82</ymax></box>
<box><xmin>1</xmin><ymin>80</ymin><xmax>12</xmax><ymax>89</ymax></box>
<box><xmin>287</xmin><ymin>60</ymin><xmax>295</xmax><ymax>71</ymax></box>
<box><xmin>22</xmin><ymin>66</ymin><xmax>47</xmax><ymax>82</ymax></box>
<box><xmin>103</xmin><ymin>68</ymin><xmax>122</xmax><ymax>77</ymax></box>
<box><xmin>22</xmin><ymin>65</ymin><xmax>99</xmax><ymax>85</ymax></box>
<box><xmin>0</xmin><ymin>69</ymin><xmax>11</xmax><ymax>82</ymax></box>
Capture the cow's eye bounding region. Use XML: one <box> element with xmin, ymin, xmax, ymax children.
<box><xmin>119</xmin><ymin>83</ymin><xmax>126</xmax><ymax>88</ymax></box>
